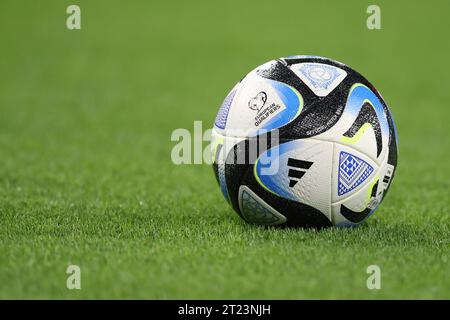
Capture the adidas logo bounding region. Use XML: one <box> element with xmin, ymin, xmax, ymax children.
<box><xmin>287</xmin><ymin>158</ymin><xmax>313</xmax><ymax>188</ymax></box>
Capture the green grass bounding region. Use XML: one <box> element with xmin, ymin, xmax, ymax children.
<box><xmin>0</xmin><ymin>0</ymin><xmax>449</xmax><ymax>299</ymax></box>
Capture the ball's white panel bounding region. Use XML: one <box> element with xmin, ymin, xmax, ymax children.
<box><xmin>331</xmin><ymin>143</ymin><xmax>379</xmax><ymax>203</ymax></box>
<box><xmin>314</xmin><ymin>84</ymin><xmax>390</xmax><ymax>165</ymax></box>
<box><xmin>289</xmin><ymin>62</ymin><xmax>347</xmax><ymax>97</ymax></box>
<box><xmin>238</xmin><ymin>185</ymin><xmax>287</xmax><ymax>225</ymax></box>
<box><xmin>254</xmin><ymin>139</ymin><xmax>333</xmax><ymax>220</ymax></box>
<box><xmin>379</xmin><ymin>163</ymin><xmax>395</xmax><ymax>193</ymax></box>
<box><xmin>215</xmin><ymin>61</ymin><xmax>303</xmax><ymax>137</ymax></box>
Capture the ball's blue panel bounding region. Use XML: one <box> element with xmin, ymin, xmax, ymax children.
<box><xmin>214</xmin><ymin>89</ymin><xmax>237</xmax><ymax>129</ymax></box>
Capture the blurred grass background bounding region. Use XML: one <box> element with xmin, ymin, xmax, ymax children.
<box><xmin>0</xmin><ymin>0</ymin><xmax>448</xmax><ymax>298</ymax></box>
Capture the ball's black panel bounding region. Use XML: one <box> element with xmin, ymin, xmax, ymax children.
<box><xmin>340</xmin><ymin>179</ymin><xmax>380</xmax><ymax>223</ymax></box>
<box><xmin>381</xmin><ymin>109</ymin><xmax>398</xmax><ymax>202</ymax></box>
<box><xmin>223</xmin><ymin>139</ymin><xmax>252</xmax><ymax>218</ymax></box>
<box><xmin>343</xmin><ymin>102</ymin><xmax>383</xmax><ymax>157</ymax></box>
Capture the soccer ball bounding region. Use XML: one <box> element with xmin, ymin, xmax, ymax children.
<box><xmin>212</xmin><ymin>56</ymin><xmax>398</xmax><ymax>228</ymax></box>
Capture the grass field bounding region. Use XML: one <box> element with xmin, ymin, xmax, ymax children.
<box><xmin>0</xmin><ymin>0</ymin><xmax>449</xmax><ymax>299</ymax></box>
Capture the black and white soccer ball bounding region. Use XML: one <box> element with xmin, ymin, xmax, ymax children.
<box><xmin>212</xmin><ymin>56</ymin><xmax>398</xmax><ymax>228</ymax></box>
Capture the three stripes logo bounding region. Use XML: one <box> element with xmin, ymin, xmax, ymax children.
<box><xmin>287</xmin><ymin>158</ymin><xmax>313</xmax><ymax>188</ymax></box>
